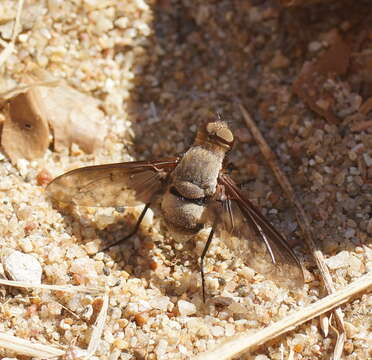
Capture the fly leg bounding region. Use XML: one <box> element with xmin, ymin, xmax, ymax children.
<box><xmin>99</xmin><ymin>203</ymin><xmax>150</xmax><ymax>252</ymax></box>
<box><xmin>200</xmin><ymin>226</ymin><xmax>215</xmax><ymax>303</ymax></box>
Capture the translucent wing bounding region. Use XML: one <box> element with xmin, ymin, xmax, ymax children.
<box><xmin>47</xmin><ymin>158</ymin><xmax>179</xmax><ymax>207</ymax></box>
<box><xmin>215</xmin><ymin>173</ymin><xmax>304</xmax><ymax>288</ymax></box>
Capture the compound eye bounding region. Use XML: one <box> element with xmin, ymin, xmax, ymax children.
<box><xmin>216</xmin><ymin>127</ymin><xmax>234</xmax><ymax>144</ymax></box>
<box><xmin>205</xmin><ymin>121</ymin><xmax>234</xmax><ymax>147</ymax></box>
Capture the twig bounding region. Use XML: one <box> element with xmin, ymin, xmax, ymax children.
<box><xmin>0</xmin><ymin>279</ymin><xmax>108</xmax><ymax>358</ymax></box>
<box><xmin>0</xmin><ymin>332</ymin><xmax>65</xmax><ymax>358</ymax></box>
<box><xmin>240</xmin><ymin>104</ymin><xmax>346</xmax><ymax>358</ymax></box>
<box><xmin>86</xmin><ymin>292</ymin><xmax>109</xmax><ymax>356</ymax></box>
<box><xmin>193</xmin><ymin>272</ymin><xmax>372</xmax><ymax>360</ymax></box>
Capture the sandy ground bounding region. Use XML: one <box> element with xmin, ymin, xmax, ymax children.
<box><xmin>0</xmin><ymin>0</ymin><xmax>371</xmax><ymax>359</ymax></box>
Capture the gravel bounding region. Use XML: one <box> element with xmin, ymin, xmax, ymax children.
<box><xmin>0</xmin><ymin>0</ymin><xmax>371</xmax><ymax>359</ymax></box>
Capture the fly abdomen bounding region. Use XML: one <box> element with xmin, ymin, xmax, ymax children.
<box><xmin>161</xmin><ymin>186</ymin><xmax>207</xmax><ymax>234</ymax></box>
<box><xmin>169</xmin><ymin>186</ymin><xmax>207</xmax><ymax>206</ymax></box>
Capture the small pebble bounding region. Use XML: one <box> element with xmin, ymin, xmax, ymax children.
<box><xmin>308</xmin><ymin>41</ymin><xmax>322</xmax><ymax>52</ymax></box>
<box><xmin>134</xmin><ymin>312</ymin><xmax>149</xmax><ymax>326</ymax></box>
<box><xmin>177</xmin><ymin>300</ymin><xmax>196</xmax><ymax>316</ymax></box>
<box><xmin>3</xmin><ymin>250</ymin><xmax>42</xmax><ymax>284</ymax></box>
<box><xmin>155</xmin><ymin>339</ymin><xmax>168</xmax><ymax>357</ymax></box>
<box><xmin>149</xmin><ymin>296</ymin><xmax>171</xmax><ymax>311</ymax></box>
<box><xmin>113</xmin><ymin>338</ymin><xmax>129</xmax><ymax>350</ymax></box>
<box><xmin>211</xmin><ymin>325</ymin><xmax>225</xmax><ymax>337</ymax></box>
<box><xmin>270</xmin><ymin>50</ymin><xmax>289</xmax><ymax>69</ymax></box>
<box><xmin>36</xmin><ymin>169</ymin><xmax>53</xmax><ymax>186</ymax></box>
<box><xmin>81</xmin><ymin>305</ymin><xmax>94</xmax><ymax>321</ymax></box>
<box><xmin>254</xmin><ymin>355</ymin><xmax>270</xmax><ymax>360</ymax></box>
<box><xmin>326</xmin><ymin>251</ymin><xmax>350</xmax><ymax>270</ymax></box>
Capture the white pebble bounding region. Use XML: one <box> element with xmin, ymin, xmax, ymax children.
<box><xmin>238</xmin><ymin>266</ymin><xmax>255</xmax><ymax>280</ymax></box>
<box><xmin>363</xmin><ymin>153</ymin><xmax>372</xmax><ymax>167</ymax></box>
<box><xmin>308</xmin><ymin>41</ymin><xmax>322</xmax><ymax>52</ymax></box>
<box><xmin>149</xmin><ymin>296</ymin><xmax>171</xmax><ymax>311</ymax></box>
<box><xmin>141</xmin><ymin>206</ymin><xmax>154</xmax><ymax>227</ymax></box>
<box><xmin>225</xmin><ymin>323</ymin><xmax>235</xmax><ymax>337</ymax></box>
<box><xmin>66</xmin><ymin>348</ymin><xmax>89</xmax><ymax>359</ymax></box>
<box><xmin>326</xmin><ymin>251</ymin><xmax>350</xmax><ymax>270</ymax></box>
<box><xmin>70</xmin><ymin>258</ymin><xmax>98</xmax><ymax>279</ymax></box>
<box><xmin>205</xmin><ymin>276</ymin><xmax>219</xmax><ymax>291</ymax></box>
<box><xmin>134</xmin><ymin>0</ymin><xmax>149</xmax><ymax>11</ymax></box>
<box><xmin>178</xmin><ymin>344</ymin><xmax>188</xmax><ymax>355</ymax></box>
<box><xmin>137</xmin><ymin>299</ymin><xmax>151</xmax><ymax>312</ymax></box>
<box><xmin>115</xmin><ymin>17</ymin><xmax>129</xmax><ymax>29</ymax></box>
<box><xmin>228</xmin><ymin>301</ymin><xmax>247</xmax><ymax>314</ymax></box>
<box><xmin>155</xmin><ymin>339</ymin><xmax>168</xmax><ymax>357</ymax></box>
<box><xmin>4</xmin><ymin>250</ymin><xmax>42</xmax><ymax>284</ymax></box>
<box><xmin>0</xmin><ymin>178</ymin><xmax>12</xmax><ymax>190</ymax></box>
<box><xmin>16</xmin><ymin>158</ymin><xmax>30</xmax><ymax>178</ymax></box>
<box><xmin>254</xmin><ymin>355</ymin><xmax>270</xmax><ymax>360</ymax></box>
<box><xmin>19</xmin><ymin>238</ymin><xmax>34</xmax><ymax>253</ymax></box>
<box><xmin>124</xmin><ymin>302</ymin><xmax>139</xmax><ymax>316</ymax></box>
<box><xmin>211</xmin><ymin>325</ymin><xmax>225</xmax><ymax>337</ymax></box>
<box><xmin>84</xmin><ymin>0</ymin><xmax>101</xmax><ymax>10</ymax></box>
<box><xmin>177</xmin><ymin>300</ymin><xmax>196</xmax><ymax>316</ymax></box>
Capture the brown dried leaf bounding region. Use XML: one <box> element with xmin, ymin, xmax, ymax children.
<box><xmin>1</xmin><ymin>89</ymin><xmax>50</xmax><ymax>163</ymax></box>
<box><xmin>24</xmin><ymin>69</ymin><xmax>107</xmax><ymax>154</ymax></box>
<box><xmin>1</xmin><ymin>70</ymin><xmax>107</xmax><ymax>162</ymax></box>
<box><xmin>35</xmin><ymin>82</ymin><xmax>107</xmax><ymax>153</ymax></box>
<box><xmin>293</xmin><ymin>34</ymin><xmax>350</xmax><ymax>124</ymax></box>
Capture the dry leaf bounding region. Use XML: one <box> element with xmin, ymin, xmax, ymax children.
<box><xmin>35</xmin><ymin>82</ymin><xmax>107</xmax><ymax>153</ymax></box>
<box><xmin>28</xmin><ymin>69</ymin><xmax>107</xmax><ymax>154</ymax></box>
<box><xmin>293</xmin><ymin>33</ymin><xmax>350</xmax><ymax>124</ymax></box>
<box><xmin>0</xmin><ymin>70</ymin><xmax>107</xmax><ymax>163</ymax></box>
<box><xmin>1</xmin><ymin>89</ymin><xmax>50</xmax><ymax>163</ymax></box>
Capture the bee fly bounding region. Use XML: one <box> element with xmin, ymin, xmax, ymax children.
<box><xmin>47</xmin><ymin>120</ymin><xmax>304</xmax><ymax>300</ymax></box>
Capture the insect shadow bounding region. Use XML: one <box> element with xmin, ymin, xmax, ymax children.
<box><xmin>49</xmin><ymin>200</ymin><xmax>203</xmax><ymax>298</ymax></box>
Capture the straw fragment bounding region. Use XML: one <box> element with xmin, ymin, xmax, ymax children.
<box><xmin>240</xmin><ymin>104</ymin><xmax>346</xmax><ymax>358</ymax></box>
<box><xmin>0</xmin><ymin>331</ymin><xmax>65</xmax><ymax>358</ymax></box>
<box><xmin>193</xmin><ymin>272</ymin><xmax>372</xmax><ymax>360</ymax></box>
<box><xmin>87</xmin><ymin>292</ymin><xmax>109</xmax><ymax>356</ymax></box>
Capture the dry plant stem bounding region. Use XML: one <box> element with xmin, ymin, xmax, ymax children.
<box><xmin>239</xmin><ymin>105</ymin><xmax>346</xmax><ymax>344</ymax></box>
<box><xmin>0</xmin><ymin>280</ymin><xmax>108</xmax><ymax>358</ymax></box>
<box><xmin>0</xmin><ymin>332</ymin><xmax>65</xmax><ymax>358</ymax></box>
<box><xmin>87</xmin><ymin>293</ymin><xmax>109</xmax><ymax>356</ymax></box>
<box><xmin>0</xmin><ymin>278</ymin><xmax>104</xmax><ymax>295</ymax></box>
<box><xmin>193</xmin><ymin>272</ymin><xmax>372</xmax><ymax>360</ymax></box>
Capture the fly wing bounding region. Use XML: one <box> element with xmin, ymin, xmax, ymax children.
<box><xmin>46</xmin><ymin>158</ymin><xmax>179</xmax><ymax>207</ymax></box>
<box><xmin>215</xmin><ymin>173</ymin><xmax>304</xmax><ymax>288</ymax></box>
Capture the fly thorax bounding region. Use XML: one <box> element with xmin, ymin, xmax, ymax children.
<box><xmin>172</xmin><ymin>146</ymin><xmax>224</xmax><ymax>197</ymax></box>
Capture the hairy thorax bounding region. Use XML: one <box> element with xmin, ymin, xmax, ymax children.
<box><xmin>161</xmin><ymin>146</ymin><xmax>224</xmax><ymax>233</ymax></box>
